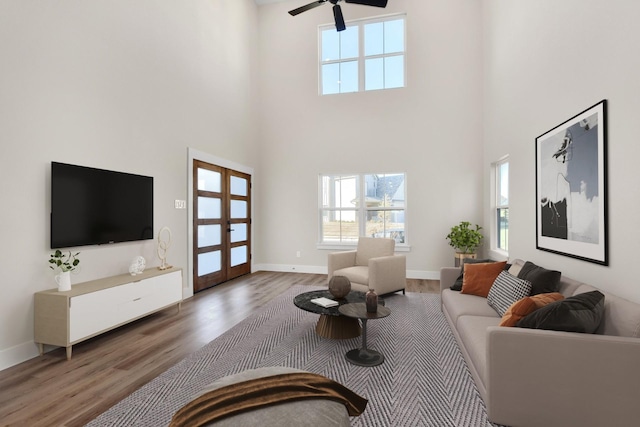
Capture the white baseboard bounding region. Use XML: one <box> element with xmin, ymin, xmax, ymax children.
<box><xmin>252</xmin><ymin>264</ymin><xmax>440</xmax><ymax>281</ymax></box>
<box><xmin>0</xmin><ymin>341</ymin><xmax>41</xmax><ymax>372</ymax></box>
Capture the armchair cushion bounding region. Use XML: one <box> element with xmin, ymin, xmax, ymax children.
<box><xmin>355</xmin><ymin>237</ymin><xmax>395</xmax><ymax>266</ymax></box>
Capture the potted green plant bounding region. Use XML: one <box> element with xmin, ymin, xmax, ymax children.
<box><xmin>445</xmin><ymin>221</ymin><xmax>483</xmax><ymax>266</ymax></box>
<box><xmin>49</xmin><ymin>250</ymin><xmax>80</xmax><ymax>291</ymax></box>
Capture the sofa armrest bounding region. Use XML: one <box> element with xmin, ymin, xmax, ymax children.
<box><xmin>440</xmin><ymin>267</ymin><xmax>460</xmax><ymax>292</ymax></box>
<box><xmin>327</xmin><ymin>250</ymin><xmax>357</xmax><ymax>279</ymax></box>
<box><xmin>487</xmin><ymin>326</ymin><xmax>640</xmax><ymax>427</ymax></box>
<box><xmin>369</xmin><ymin>255</ymin><xmax>406</xmax><ymax>294</ymax></box>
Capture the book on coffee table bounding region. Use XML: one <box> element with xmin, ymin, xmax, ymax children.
<box><xmin>310</xmin><ymin>297</ymin><xmax>339</xmax><ymax>308</ymax></box>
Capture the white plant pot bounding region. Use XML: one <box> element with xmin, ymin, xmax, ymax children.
<box><xmin>55</xmin><ymin>271</ymin><xmax>72</xmax><ymax>292</ymax></box>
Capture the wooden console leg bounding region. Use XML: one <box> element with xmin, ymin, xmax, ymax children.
<box><xmin>66</xmin><ymin>346</ymin><xmax>72</xmax><ymax>361</ymax></box>
<box><xmin>38</xmin><ymin>343</ymin><xmax>44</xmax><ymax>356</ymax></box>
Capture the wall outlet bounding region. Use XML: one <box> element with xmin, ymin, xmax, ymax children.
<box><xmin>296</xmin><ymin>251</ymin><xmax>301</xmax><ymax>258</ymax></box>
<box><xmin>174</xmin><ymin>200</ymin><xmax>186</xmax><ymax>209</ymax></box>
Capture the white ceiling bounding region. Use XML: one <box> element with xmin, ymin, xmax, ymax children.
<box><xmin>254</xmin><ymin>0</ymin><xmax>289</xmax><ymax>5</ymax></box>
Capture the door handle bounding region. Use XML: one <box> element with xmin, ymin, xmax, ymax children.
<box><xmin>227</xmin><ymin>228</ymin><xmax>235</xmax><ymax>232</ymax></box>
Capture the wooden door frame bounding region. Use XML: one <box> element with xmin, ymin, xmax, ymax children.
<box><xmin>186</xmin><ymin>148</ymin><xmax>254</xmax><ymax>299</ymax></box>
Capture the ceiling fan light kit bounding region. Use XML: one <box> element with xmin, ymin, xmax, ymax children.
<box><xmin>289</xmin><ymin>0</ymin><xmax>389</xmax><ymax>32</ymax></box>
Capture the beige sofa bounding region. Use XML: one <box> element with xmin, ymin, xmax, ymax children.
<box><xmin>440</xmin><ymin>259</ymin><xmax>640</xmax><ymax>427</ymax></box>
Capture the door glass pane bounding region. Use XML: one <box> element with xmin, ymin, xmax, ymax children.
<box><xmin>230</xmin><ymin>200</ymin><xmax>247</xmax><ymax>219</ymax></box>
<box><xmin>198</xmin><ymin>197</ymin><xmax>221</xmax><ymax>219</ymax></box>
<box><xmin>230</xmin><ymin>246</ymin><xmax>247</xmax><ymax>267</ymax></box>
<box><xmin>198</xmin><ymin>225</ymin><xmax>221</xmax><ymax>248</ymax></box>
<box><xmin>198</xmin><ymin>251</ymin><xmax>221</xmax><ymax>276</ymax></box>
<box><xmin>230</xmin><ymin>224</ymin><xmax>247</xmax><ymax>243</ymax></box>
<box><xmin>197</xmin><ymin>168</ymin><xmax>221</xmax><ymax>192</ymax></box>
<box><xmin>230</xmin><ymin>176</ymin><xmax>247</xmax><ymax>196</ymax></box>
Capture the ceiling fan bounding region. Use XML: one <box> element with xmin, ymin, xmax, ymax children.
<box><xmin>288</xmin><ymin>0</ymin><xmax>389</xmax><ymax>32</ymax></box>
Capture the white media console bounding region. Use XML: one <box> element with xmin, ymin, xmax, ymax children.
<box><xmin>34</xmin><ymin>267</ymin><xmax>183</xmax><ymax>360</ymax></box>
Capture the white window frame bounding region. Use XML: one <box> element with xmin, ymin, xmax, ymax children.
<box><xmin>317</xmin><ymin>173</ymin><xmax>409</xmax><ymax>251</ymax></box>
<box><xmin>492</xmin><ymin>156</ymin><xmax>509</xmax><ymax>257</ymax></box>
<box><xmin>318</xmin><ymin>13</ymin><xmax>407</xmax><ymax>95</ymax></box>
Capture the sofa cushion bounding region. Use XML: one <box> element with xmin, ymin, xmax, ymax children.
<box><xmin>516</xmin><ymin>290</ymin><xmax>605</xmax><ymax>333</ymax></box>
<box><xmin>457</xmin><ymin>315</ymin><xmax>501</xmax><ymax>384</ymax></box>
<box><xmin>450</xmin><ymin>258</ymin><xmax>492</xmax><ymax>291</ymax></box>
<box><xmin>517</xmin><ymin>261</ymin><xmax>561</xmax><ymax>295</ymax></box>
<box><xmin>332</xmin><ymin>266</ymin><xmax>369</xmax><ymax>286</ymax></box>
<box><xmin>442</xmin><ymin>289</ymin><xmax>500</xmax><ymax>327</ymax></box>
<box><xmin>461</xmin><ymin>261</ymin><xmax>508</xmax><ymax>297</ymax></box>
<box><xmin>499</xmin><ymin>292</ymin><xmax>565</xmax><ymax>327</ymax></box>
<box><xmin>487</xmin><ymin>271</ymin><xmax>533</xmax><ymax>317</ymax></box>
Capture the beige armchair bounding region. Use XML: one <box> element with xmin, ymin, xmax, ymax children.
<box><xmin>328</xmin><ymin>237</ymin><xmax>406</xmax><ymax>296</ymax></box>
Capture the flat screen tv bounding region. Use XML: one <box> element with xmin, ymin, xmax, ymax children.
<box><xmin>51</xmin><ymin>162</ymin><xmax>154</xmax><ymax>249</ymax></box>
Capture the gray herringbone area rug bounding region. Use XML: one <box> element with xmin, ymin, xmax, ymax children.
<box><xmin>87</xmin><ymin>285</ymin><xmax>494</xmax><ymax>427</ymax></box>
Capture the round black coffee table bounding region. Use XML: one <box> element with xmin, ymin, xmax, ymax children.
<box><xmin>294</xmin><ymin>290</ymin><xmax>385</xmax><ymax>339</ymax></box>
<box><xmin>338</xmin><ymin>302</ymin><xmax>391</xmax><ymax>366</ymax></box>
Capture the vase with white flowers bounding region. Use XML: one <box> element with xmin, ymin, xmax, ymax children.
<box><xmin>49</xmin><ymin>250</ymin><xmax>80</xmax><ymax>291</ymax></box>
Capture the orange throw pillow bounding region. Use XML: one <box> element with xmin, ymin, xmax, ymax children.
<box><xmin>460</xmin><ymin>261</ymin><xmax>507</xmax><ymax>297</ymax></box>
<box><xmin>500</xmin><ymin>292</ymin><xmax>565</xmax><ymax>327</ymax></box>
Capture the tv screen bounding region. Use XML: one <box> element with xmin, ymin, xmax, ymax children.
<box><xmin>51</xmin><ymin>162</ymin><xmax>154</xmax><ymax>248</ymax></box>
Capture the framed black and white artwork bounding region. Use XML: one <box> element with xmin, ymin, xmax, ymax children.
<box><xmin>535</xmin><ymin>100</ymin><xmax>608</xmax><ymax>265</ymax></box>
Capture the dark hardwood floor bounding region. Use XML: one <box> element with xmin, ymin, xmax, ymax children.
<box><xmin>0</xmin><ymin>272</ymin><xmax>437</xmax><ymax>427</ymax></box>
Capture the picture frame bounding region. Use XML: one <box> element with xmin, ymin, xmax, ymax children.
<box><xmin>535</xmin><ymin>100</ymin><xmax>608</xmax><ymax>265</ymax></box>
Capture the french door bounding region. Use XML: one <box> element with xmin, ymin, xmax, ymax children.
<box><xmin>193</xmin><ymin>160</ymin><xmax>251</xmax><ymax>293</ymax></box>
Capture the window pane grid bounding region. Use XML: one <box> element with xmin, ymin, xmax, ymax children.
<box><xmin>320</xmin><ymin>14</ymin><xmax>405</xmax><ymax>95</ymax></box>
<box><xmin>320</xmin><ymin>173</ymin><xmax>406</xmax><ymax>244</ymax></box>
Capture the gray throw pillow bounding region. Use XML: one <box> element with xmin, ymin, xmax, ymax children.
<box><xmin>517</xmin><ymin>261</ymin><xmax>561</xmax><ymax>295</ymax></box>
<box><xmin>516</xmin><ymin>290</ymin><xmax>605</xmax><ymax>333</ymax></box>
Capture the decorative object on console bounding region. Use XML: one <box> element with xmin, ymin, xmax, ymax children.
<box><xmin>535</xmin><ymin>99</ymin><xmax>608</xmax><ymax>265</ymax></box>
<box><xmin>328</xmin><ymin>275</ymin><xmax>351</xmax><ymax>299</ymax></box>
<box><xmin>445</xmin><ymin>221</ymin><xmax>483</xmax><ymax>267</ymax></box>
<box><xmin>48</xmin><ymin>250</ymin><xmax>80</xmax><ymax>292</ymax></box>
<box><xmin>365</xmin><ymin>288</ymin><xmax>378</xmax><ymax>313</ymax></box>
<box><xmin>157</xmin><ymin>226</ymin><xmax>173</xmax><ymax>270</ymax></box>
<box><xmin>129</xmin><ymin>256</ymin><xmax>146</xmax><ymax>276</ymax></box>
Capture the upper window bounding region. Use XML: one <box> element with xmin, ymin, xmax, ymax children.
<box><xmin>319</xmin><ymin>173</ymin><xmax>406</xmax><ymax>245</ymax></box>
<box><xmin>319</xmin><ymin>14</ymin><xmax>406</xmax><ymax>95</ymax></box>
<box><xmin>495</xmin><ymin>158</ymin><xmax>509</xmax><ymax>252</ymax></box>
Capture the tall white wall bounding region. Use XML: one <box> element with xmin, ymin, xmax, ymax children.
<box><xmin>0</xmin><ymin>0</ymin><xmax>258</xmax><ymax>369</ymax></box>
<box><xmin>483</xmin><ymin>0</ymin><xmax>640</xmax><ymax>302</ymax></box>
<box><xmin>254</xmin><ymin>0</ymin><xmax>484</xmax><ymax>276</ymax></box>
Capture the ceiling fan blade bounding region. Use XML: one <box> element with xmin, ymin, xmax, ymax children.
<box><xmin>344</xmin><ymin>0</ymin><xmax>388</xmax><ymax>7</ymax></box>
<box><xmin>333</xmin><ymin>4</ymin><xmax>346</xmax><ymax>31</ymax></box>
<box><xmin>288</xmin><ymin>0</ymin><xmax>327</xmax><ymax>16</ymax></box>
